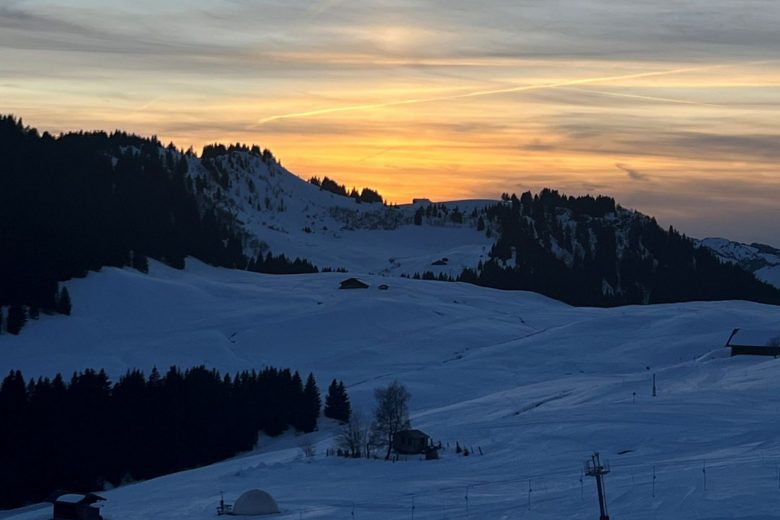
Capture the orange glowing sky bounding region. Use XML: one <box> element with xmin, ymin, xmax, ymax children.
<box><xmin>2</xmin><ymin>0</ymin><xmax>780</xmax><ymax>243</ymax></box>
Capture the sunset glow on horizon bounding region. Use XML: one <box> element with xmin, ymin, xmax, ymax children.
<box><xmin>2</xmin><ymin>0</ymin><xmax>779</xmax><ymax>243</ymax></box>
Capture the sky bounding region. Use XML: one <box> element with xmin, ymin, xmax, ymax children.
<box><xmin>2</xmin><ymin>0</ymin><xmax>779</xmax><ymax>244</ymax></box>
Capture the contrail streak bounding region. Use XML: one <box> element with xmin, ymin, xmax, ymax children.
<box><xmin>256</xmin><ymin>61</ymin><xmax>773</xmax><ymax>125</ymax></box>
<box><xmin>136</xmin><ymin>96</ymin><xmax>164</xmax><ymax>112</ymax></box>
<box><xmin>562</xmin><ymin>86</ymin><xmax>724</xmax><ymax>107</ymax></box>
<box><xmin>356</xmin><ymin>146</ymin><xmax>396</xmax><ymax>163</ymax></box>
<box><xmin>307</xmin><ymin>0</ymin><xmax>346</xmax><ymax>16</ymax></box>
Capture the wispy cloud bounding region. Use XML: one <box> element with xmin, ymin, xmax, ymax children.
<box><xmin>562</xmin><ymin>86</ymin><xmax>723</xmax><ymax>108</ymax></box>
<box><xmin>256</xmin><ymin>62</ymin><xmax>746</xmax><ymax>125</ymax></box>
<box><xmin>615</xmin><ymin>163</ymin><xmax>649</xmax><ymax>182</ymax></box>
<box><xmin>0</xmin><ymin>5</ymin><xmax>93</xmax><ymax>35</ymax></box>
<box><xmin>521</xmin><ymin>139</ymin><xmax>557</xmax><ymax>152</ymax></box>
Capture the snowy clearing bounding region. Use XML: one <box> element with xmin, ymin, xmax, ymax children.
<box><xmin>2</xmin><ymin>260</ymin><xmax>780</xmax><ymax>519</ymax></box>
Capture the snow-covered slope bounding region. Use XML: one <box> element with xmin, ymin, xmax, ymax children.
<box><xmin>187</xmin><ymin>151</ymin><xmax>493</xmax><ymax>277</ymax></box>
<box><xmin>698</xmin><ymin>237</ymin><xmax>780</xmax><ymax>288</ymax></box>
<box><xmin>3</xmin><ymin>260</ymin><xmax>780</xmax><ymax>519</ymax></box>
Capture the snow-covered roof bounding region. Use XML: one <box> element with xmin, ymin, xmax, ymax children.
<box><xmin>339</xmin><ymin>277</ymin><xmax>369</xmax><ymax>288</ymax></box>
<box><xmin>728</xmin><ymin>329</ymin><xmax>780</xmax><ymax>348</ymax></box>
<box><xmin>55</xmin><ymin>494</ymin><xmax>88</xmax><ymax>504</ymax></box>
<box><xmin>54</xmin><ymin>493</ymin><xmax>105</xmax><ymax>505</ymax></box>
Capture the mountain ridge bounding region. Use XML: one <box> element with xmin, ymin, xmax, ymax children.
<box><xmin>1</xmin><ymin>115</ymin><xmax>778</xmax><ymax>337</ymax></box>
<box><xmin>697</xmin><ymin>237</ymin><xmax>780</xmax><ymax>289</ymax></box>
<box><xmin>179</xmin><ymin>143</ymin><xmax>780</xmax><ymax>305</ymax></box>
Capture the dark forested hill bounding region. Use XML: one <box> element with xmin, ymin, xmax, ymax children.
<box><xmin>0</xmin><ymin>116</ymin><xmax>317</xmax><ymax>331</ymax></box>
<box><xmin>456</xmin><ymin>190</ymin><xmax>780</xmax><ymax>306</ymax></box>
<box><xmin>2</xmin><ymin>115</ymin><xmax>777</xmax><ymax>326</ymax></box>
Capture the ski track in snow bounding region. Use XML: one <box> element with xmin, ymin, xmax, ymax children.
<box><xmin>2</xmin><ymin>259</ymin><xmax>780</xmax><ymax>519</ymax></box>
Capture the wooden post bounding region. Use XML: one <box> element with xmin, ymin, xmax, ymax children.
<box><xmin>652</xmin><ymin>465</ymin><xmax>656</xmax><ymax>498</ymax></box>
<box><xmin>702</xmin><ymin>460</ymin><xmax>707</xmax><ymax>491</ymax></box>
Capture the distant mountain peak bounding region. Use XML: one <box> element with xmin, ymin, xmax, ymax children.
<box><xmin>697</xmin><ymin>237</ymin><xmax>780</xmax><ymax>288</ymax></box>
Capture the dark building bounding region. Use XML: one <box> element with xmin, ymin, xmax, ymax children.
<box><xmin>727</xmin><ymin>328</ymin><xmax>780</xmax><ymax>356</ymax></box>
<box><xmin>393</xmin><ymin>429</ymin><xmax>431</xmax><ymax>455</ymax></box>
<box><xmin>339</xmin><ymin>278</ymin><xmax>369</xmax><ymax>289</ymax></box>
<box><xmin>51</xmin><ymin>493</ymin><xmax>105</xmax><ymax>520</ymax></box>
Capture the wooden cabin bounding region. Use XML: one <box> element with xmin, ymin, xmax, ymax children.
<box><xmin>726</xmin><ymin>328</ymin><xmax>780</xmax><ymax>356</ymax></box>
<box><xmin>339</xmin><ymin>278</ymin><xmax>369</xmax><ymax>289</ymax></box>
<box><xmin>52</xmin><ymin>493</ymin><xmax>105</xmax><ymax>520</ymax></box>
<box><xmin>393</xmin><ymin>429</ymin><xmax>431</xmax><ymax>455</ymax></box>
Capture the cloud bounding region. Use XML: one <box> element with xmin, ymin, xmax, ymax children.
<box><xmin>550</xmin><ymin>113</ymin><xmax>780</xmax><ymax>163</ymax></box>
<box><xmin>256</xmin><ymin>62</ymin><xmax>741</xmax><ymax>125</ymax></box>
<box><xmin>617</xmin><ymin>177</ymin><xmax>780</xmax><ymax>245</ymax></box>
<box><xmin>661</xmin><ymin>133</ymin><xmax>780</xmax><ymax>162</ymax></box>
<box><xmin>520</xmin><ymin>139</ymin><xmax>557</xmax><ymax>151</ymax></box>
<box><xmin>0</xmin><ymin>5</ymin><xmax>93</xmax><ymax>35</ymax></box>
<box><xmin>615</xmin><ymin>163</ymin><xmax>649</xmax><ymax>181</ymax></box>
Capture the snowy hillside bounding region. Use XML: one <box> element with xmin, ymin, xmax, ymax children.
<box><xmin>3</xmin><ymin>260</ymin><xmax>780</xmax><ymax>519</ymax></box>
<box><xmin>698</xmin><ymin>237</ymin><xmax>780</xmax><ymax>289</ymax></box>
<box><xmin>4</xmin><ymin>117</ymin><xmax>777</xmax><ymax>315</ymax></box>
<box><xmin>186</xmin><ymin>151</ymin><xmax>780</xmax><ymax>306</ymax></box>
<box><xmin>187</xmin><ymin>150</ymin><xmax>493</xmax><ymax>277</ymax></box>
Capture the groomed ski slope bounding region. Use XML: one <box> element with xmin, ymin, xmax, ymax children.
<box><xmin>3</xmin><ymin>260</ymin><xmax>780</xmax><ymax>519</ymax></box>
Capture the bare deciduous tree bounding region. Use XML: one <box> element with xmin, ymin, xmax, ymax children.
<box><xmin>338</xmin><ymin>410</ymin><xmax>369</xmax><ymax>458</ymax></box>
<box><xmin>371</xmin><ymin>380</ymin><xmax>411</xmax><ymax>460</ymax></box>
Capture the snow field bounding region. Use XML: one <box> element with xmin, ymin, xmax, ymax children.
<box><xmin>2</xmin><ymin>260</ymin><xmax>780</xmax><ymax>519</ymax></box>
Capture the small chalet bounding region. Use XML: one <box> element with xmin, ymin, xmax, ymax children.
<box><xmin>51</xmin><ymin>493</ymin><xmax>105</xmax><ymax>520</ymax></box>
<box><xmin>339</xmin><ymin>278</ymin><xmax>369</xmax><ymax>289</ymax></box>
<box><xmin>726</xmin><ymin>328</ymin><xmax>780</xmax><ymax>357</ymax></box>
<box><xmin>393</xmin><ymin>429</ymin><xmax>431</xmax><ymax>455</ymax></box>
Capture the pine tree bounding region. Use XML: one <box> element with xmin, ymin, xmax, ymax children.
<box><xmin>336</xmin><ymin>381</ymin><xmax>351</xmax><ymax>422</ymax></box>
<box><xmin>289</xmin><ymin>371</ymin><xmax>306</xmax><ymax>431</ymax></box>
<box><xmin>324</xmin><ymin>379</ymin><xmax>339</xmax><ymax>420</ymax></box>
<box><xmin>324</xmin><ymin>379</ymin><xmax>351</xmax><ymax>423</ymax></box>
<box><xmin>299</xmin><ymin>373</ymin><xmax>321</xmax><ymax>433</ymax></box>
<box><xmin>57</xmin><ymin>287</ymin><xmax>72</xmax><ymax>316</ymax></box>
<box><xmin>6</xmin><ymin>304</ymin><xmax>27</xmax><ymax>335</ymax></box>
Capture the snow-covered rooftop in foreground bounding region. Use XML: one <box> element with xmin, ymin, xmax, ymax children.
<box><xmin>53</xmin><ymin>495</ymin><xmax>87</xmax><ymax>505</ymax></box>
<box><xmin>3</xmin><ymin>259</ymin><xmax>780</xmax><ymax>519</ymax></box>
